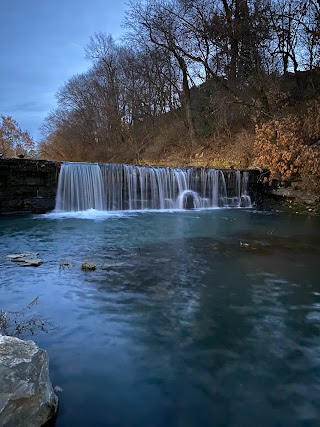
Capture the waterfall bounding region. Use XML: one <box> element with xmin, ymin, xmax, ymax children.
<box><xmin>55</xmin><ymin>163</ymin><xmax>105</xmax><ymax>211</ymax></box>
<box><xmin>55</xmin><ymin>163</ymin><xmax>252</xmax><ymax>212</ymax></box>
<box><xmin>240</xmin><ymin>172</ymin><xmax>252</xmax><ymax>208</ymax></box>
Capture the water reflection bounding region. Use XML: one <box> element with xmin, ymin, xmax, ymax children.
<box><xmin>0</xmin><ymin>210</ymin><xmax>320</xmax><ymax>426</ymax></box>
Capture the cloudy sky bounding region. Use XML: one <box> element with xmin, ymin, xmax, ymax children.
<box><xmin>0</xmin><ymin>0</ymin><xmax>127</xmax><ymax>141</ymax></box>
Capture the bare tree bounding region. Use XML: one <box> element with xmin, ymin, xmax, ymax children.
<box><xmin>299</xmin><ymin>0</ymin><xmax>320</xmax><ymax>69</ymax></box>
<box><xmin>40</xmin><ymin>0</ymin><xmax>320</xmax><ymax>162</ymax></box>
<box><xmin>142</xmin><ymin>0</ymin><xmax>274</xmax><ymax>114</ymax></box>
<box><xmin>126</xmin><ymin>0</ymin><xmax>197</xmax><ymax>148</ymax></box>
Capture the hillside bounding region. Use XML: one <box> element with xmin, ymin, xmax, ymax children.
<box><xmin>89</xmin><ymin>72</ymin><xmax>320</xmax><ymax>194</ymax></box>
<box><xmin>39</xmin><ymin>70</ymin><xmax>320</xmax><ymax>197</ymax></box>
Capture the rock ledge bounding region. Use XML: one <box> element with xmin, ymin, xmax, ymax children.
<box><xmin>0</xmin><ymin>335</ymin><xmax>58</xmax><ymax>427</ymax></box>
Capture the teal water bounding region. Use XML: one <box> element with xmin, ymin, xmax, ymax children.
<box><xmin>1</xmin><ymin>209</ymin><xmax>320</xmax><ymax>426</ymax></box>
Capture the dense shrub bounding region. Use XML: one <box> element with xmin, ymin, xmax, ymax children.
<box><xmin>254</xmin><ymin>99</ymin><xmax>320</xmax><ymax>194</ymax></box>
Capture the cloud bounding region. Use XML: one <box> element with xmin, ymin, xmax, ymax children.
<box><xmin>5</xmin><ymin>100</ymin><xmax>52</xmax><ymax>114</ymax></box>
<box><xmin>0</xmin><ymin>0</ymin><xmax>127</xmax><ymax>140</ymax></box>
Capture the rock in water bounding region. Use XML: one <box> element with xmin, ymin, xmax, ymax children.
<box><xmin>0</xmin><ymin>336</ymin><xmax>58</xmax><ymax>427</ymax></box>
<box><xmin>7</xmin><ymin>253</ymin><xmax>44</xmax><ymax>267</ymax></box>
<box><xmin>19</xmin><ymin>258</ymin><xmax>44</xmax><ymax>267</ymax></box>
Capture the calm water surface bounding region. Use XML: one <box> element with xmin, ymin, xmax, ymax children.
<box><xmin>1</xmin><ymin>209</ymin><xmax>320</xmax><ymax>427</ymax></box>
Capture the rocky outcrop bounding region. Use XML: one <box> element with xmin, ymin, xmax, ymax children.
<box><xmin>0</xmin><ymin>158</ymin><xmax>60</xmax><ymax>214</ymax></box>
<box><xmin>0</xmin><ymin>335</ymin><xmax>58</xmax><ymax>427</ymax></box>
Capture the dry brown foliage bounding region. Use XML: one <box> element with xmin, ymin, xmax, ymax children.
<box><xmin>0</xmin><ymin>116</ymin><xmax>35</xmax><ymax>158</ymax></box>
<box><xmin>254</xmin><ymin>99</ymin><xmax>320</xmax><ymax>194</ymax></box>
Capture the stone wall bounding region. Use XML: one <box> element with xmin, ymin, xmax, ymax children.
<box><xmin>243</xmin><ymin>169</ymin><xmax>262</xmax><ymax>204</ymax></box>
<box><xmin>0</xmin><ymin>159</ymin><xmax>60</xmax><ymax>214</ymax></box>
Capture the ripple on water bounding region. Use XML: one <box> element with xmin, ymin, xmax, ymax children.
<box><xmin>1</xmin><ymin>210</ymin><xmax>320</xmax><ymax>427</ymax></box>
<box><xmin>305</xmin><ymin>311</ymin><xmax>320</xmax><ymax>322</ymax></box>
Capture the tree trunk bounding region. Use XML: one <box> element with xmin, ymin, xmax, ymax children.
<box><xmin>176</xmin><ymin>54</ymin><xmax>195</xmax><ymax>149</ymax></box>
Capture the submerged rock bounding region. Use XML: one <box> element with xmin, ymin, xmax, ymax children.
<box><xmin>59</xmin><ymin>260</ymin><xmax>71</xmax><ymax>268</ymax></box>
<box><xmin>19</xmin><ymin>259</ymin><xmax>44</xmax><ymax>267</ymax></box>
<box><xmin>81</xmin><ymin>261</ymin><xmax>96</xmax><ymax>271</ymax></box>
<box><xmin>0</xmin><ymin>336</ymin><xmax>58</xmax><ymax>427</ymax></box>
<box><xmin>7</xmin><ymin>253</ymin><xmax>39</xmax><ymax>260</ymax></box>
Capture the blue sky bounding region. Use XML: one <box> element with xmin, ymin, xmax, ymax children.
<box><xmin>0</xmin><ymin>0</ymin><xmax>127</xmax><ymax>141</ymax></box>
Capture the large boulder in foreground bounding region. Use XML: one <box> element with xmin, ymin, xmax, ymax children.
<box><xmin>0</xmin><ymin>335</ymin><xmax>58</xmax><ymax>427</ymax></box>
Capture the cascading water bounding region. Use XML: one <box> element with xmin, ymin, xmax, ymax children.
<box><xmin>55</xmin><ymin>163</ymin><xmax>105</xmax><ymax>211</ymax></box>
<box><xmin>240</xmin><ymin>171</ymin><xmax>252</xmax><ymax>208</ymax></box>
<box><xmin>55</xmin><ymin>163</ymin><xmax>252</xmax><ymax>212</ymax></box>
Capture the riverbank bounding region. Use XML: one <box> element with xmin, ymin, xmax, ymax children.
<box><xmin>258</xmin><ymin>187</ymin><xmax>320</xmax><ymax>216</ymax></box>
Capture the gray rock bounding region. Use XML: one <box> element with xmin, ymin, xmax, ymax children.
<box><xmin>19</xmin><ymin>259</ymin><xmax>44</xmax><ymax>267</ymax></box>
<box><xmin>0</xmin><ymin>336</ymin><xmax>58</xmax><ymax>427</ymax></box>
<box><xmin>7</xmin><ymin>253</ymin><xmax>44</xmax><ymax>267</ymax></box>
<box><xmin>7</xmin><ymin>253</ymin><xmax>39</xmax><ymax>260</ymax></box>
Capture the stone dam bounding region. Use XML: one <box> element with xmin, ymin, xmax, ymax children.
<box><xmin>0</xmin><ymin>158</ymin><xmax>261</xmax><ymax>214</ymax></box>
